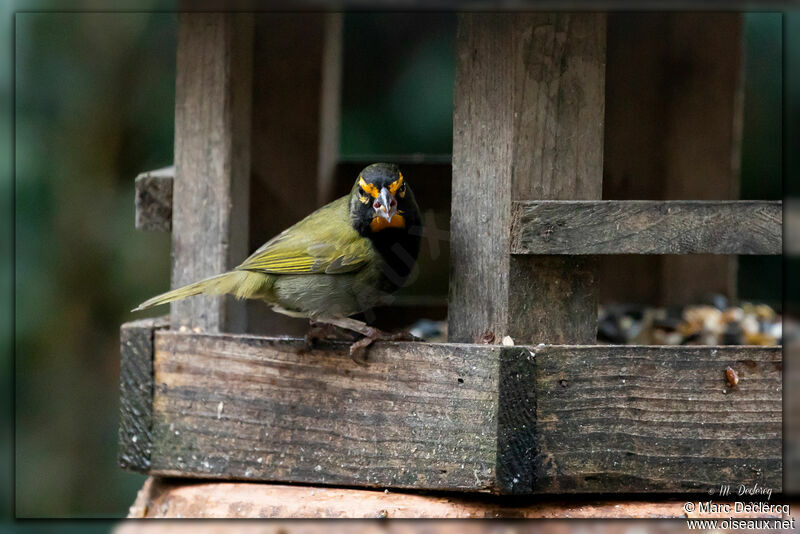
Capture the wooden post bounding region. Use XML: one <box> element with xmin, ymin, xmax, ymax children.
<box><xmin>247</xmin><ymin>13</ymin><xmax>341</xmax><ymax>336</ymax></box>
<box><xmin>602</xmin><ymin>13</ymin><xmax>743</xmax><ymax>306</ymax></box>
<box><xmin>171</xmin><ymin>13</ymin><xmax>253</xmax><ymax>333</ymax></box>
<box><xmin>449</xmin><ymin>14</ymin><xmax>606</xmax><ymax>344</ymax></box>
<box><xmin>317</xmin><ymin>13</ymin><xmax>343</xmax><ymax>205</ymax></box>
<box><xmin>118</xmin><ymin>317</ymin><xmax>168</xmax><ymax>473</ymax></box>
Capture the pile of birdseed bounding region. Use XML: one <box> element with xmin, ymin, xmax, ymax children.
<box><xmin>407</xmin><ymin>299</ymin><xmax>794</xmax><ymax>346</ymax></box>
<box><xmin>598</xmin><ymin>301</ymin><xmax>791</xmax><ymax>346</ymax></box>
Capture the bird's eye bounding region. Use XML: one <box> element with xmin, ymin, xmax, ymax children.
<box><xmin>398</xmin><ymin>183</ymin><xmax>406</xmax><ymax>198</ymax></box>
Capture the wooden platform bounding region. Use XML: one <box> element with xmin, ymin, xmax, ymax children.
<box><xmin>120</xmin><ymin>320</ymin><xmax>782</xmax><ymax>496</ymax></box>
<box><xmin>125</xmin><ymin>477</ymin><xmax>794</xmax><ymax>519</ymax></box>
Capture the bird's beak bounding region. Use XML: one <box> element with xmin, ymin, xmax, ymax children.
<box><xmin>374</xmin><ymin>187</ymin><xmax>397</xmax><ymax>222</ymax></box>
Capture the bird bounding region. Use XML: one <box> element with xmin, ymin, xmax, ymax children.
<box><xmin>133</xmin><ymin>163</ymin><xmax>422</xmax><ymax>361</ymax></box>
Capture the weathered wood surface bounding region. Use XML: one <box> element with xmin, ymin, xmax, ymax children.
<box><xmin>316</xmin><ymin>13</ymin><xmax>343</xmax><ymax>205</ymax></box>
<box><xmin>660</xmin><ymin>13</ymin><xmax>744</xmax><ymax>306</ymax></box>
<box><xmin>247</xmin><ymin>13</ymin><xmax>336</xmax><ymax>338</ymax></box>
<box><xmin>119</xmin><ymin>317</ymin><xmax>168</xmax><ymax>473</ymax></box>
<box><xmin>602</xmin><ymin>13</ymin><xmax>744</xmax><ymax>305</ymax></box>
<box><xmin>787</xmin><ymin>339</ymin><xmax>800</xmax><ymax>495</ymax></box>
<box><xmin>172</xmin><ymin>13</ymin><xmax>253</xmax><ymax>333</ymax></box>
<box><xmin>149</xmin><ymin>332</ymin><xmax>500</xmax><ymax>492</ymax></box>
<box><xmin>534</xmin><ymin>345</ymin><xmax>781</xmax><ymax>493</ymax></box>
<box><xmin>511</xmin><ymin>201</ymin><xmax>782</xmax><ymax>255</ymax></box>
<box><xmin>123</xmin><ymin>478</ymin><xmax>790</xmax><ymax>520</ymax></box>
<box><xmin>134</xmin><ymin>167</ymin><xmax>173</xmax><ymax>232</ymax></box>
<box><xmin>139</xmin><ymin>331</ymin><xmax>782</xmax><ymax>494</ymax></box>
<box><xmin>449</xmin><ymin>13</ymin><xmax>605</xmax><ymax>345</ymax></box>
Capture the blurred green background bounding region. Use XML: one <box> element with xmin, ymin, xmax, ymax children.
<box><xmin>7</xmin><ymin>9</ymin><xmax>792</xmax><ymax>520</ymax></box>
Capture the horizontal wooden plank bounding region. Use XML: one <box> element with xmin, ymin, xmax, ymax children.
<box><xmin>123</xmin><ymin>477</ymin><xmax>793</xmax><ymax>519</ymax></box>
<box><xmin>134</xmin><ymin>167</ymin><xmax>174</xmax><ymax>232</ymax></box>
<box><xmin>150</xmin><ymin>332</ymin><xmax>501</xmax><ymax>492</ymax></box>
<box><xmin>140</xmin><ymin>332</ymin><xmax>782</xmax><ymax>494</ymax></box>
<box><xmin>534</xmin><ymin>344</ymin><xmax>782</xmax><ymax>493</ymax></box>
<box><xmin>510</xmin><ymin>200</ymin><xmax>782</xmax><ymax>255</ymax></box>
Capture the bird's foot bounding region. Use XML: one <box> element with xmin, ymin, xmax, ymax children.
<box><xmin>303</xmin><ymin>320</ymin><xmax>359</xmax><ymax>352</ymax></box>
<box><xmin>348</xmin><ymin>327</ymin><xmax>421</xmax><ymax>365</ymax></box>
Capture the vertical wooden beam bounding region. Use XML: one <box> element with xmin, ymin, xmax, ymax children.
<box><xmin>601</xmin><ymin>13</ymin><xmax>669</xmax><ymax>305</ymax></box>
<box><xmin>602</xmin><ymin>13</ymin><xmax>743</xmax><ymax>307</ymax></box>
<box><xmin>317</xmin><ymin>13</ymin><xmax>343</xmax><ymax>205</ymax></box>
<box><xmin>449</xmin><ymin>14</ymin><xmax>606</xmax><ymax>344</ymax></box>
<box><xmin>659</xmin><ymin>13</ymin><xmax>743</xmax><ymax>306</ymax></box>
<box><xmin>171</xmin><ymin>13</ymin><xmax>253</xmax><ymax>333</ymax></box>
<box><xmin>246</xmin><ymin>14</ymin><xmax>338</xmax><ymax>336</ymax></box>
<box><xmin>119</xmin><ymin>317</ymin><xmax>168</xmax><ymax>473</ymax></box>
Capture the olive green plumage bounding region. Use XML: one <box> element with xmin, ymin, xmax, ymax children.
<box><xmin>134</xmin><ymin>163</ymin><xmax>421</xmax><ymax>325</ymax></box>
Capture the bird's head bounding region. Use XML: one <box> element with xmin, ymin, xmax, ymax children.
<box><xmin>350</xmin><ymin>163</ymin><xmax>416</xmax><ymax>234</ymax></box>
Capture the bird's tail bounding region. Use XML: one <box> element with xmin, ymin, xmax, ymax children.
<box><xmin>132</xmin><ymin>270</ymin><xmax>269</xmax><ymax>312</ymax></box>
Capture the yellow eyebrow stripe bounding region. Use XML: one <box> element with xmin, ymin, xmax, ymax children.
<box><xmin>358</xmin><ymin>177</ymin><xmax>380</xmax><ymax>198</ymax></box>
<box><xmin>388</xmin><ymin>174</ymin><xmax>404</xmax><ymax>195</ymax></box>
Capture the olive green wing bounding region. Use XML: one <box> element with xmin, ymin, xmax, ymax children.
<box><xmin>237</xmin><ymin>196</ymin><xmax>373</xmax><ymax>275</ymax></box>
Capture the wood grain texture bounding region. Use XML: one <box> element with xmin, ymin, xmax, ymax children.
<box><xmin>172</xmin><ymin>13</ymin><xmax>253</xmax><ymax>333</ymax></box>
<box><xmin>511</xmin><ymin>201</ymin><xmax>782</xmax><ymax>255</ymax></box>
<box><xmin>316</xmin><ymin>13</ymin><xmax>343</xmax><ymax>205</ymax></box>
<box><xmin>449</xmin><ymin>13</ymin><xmax>605</xmax><ymax>345</ymax></box>
<box><xmin>601</xmin><ymin>13</ymin><xmax>744</xmax><ymax>305</ymax></box>
<box><xmin>247</xmin><ymin>13</ymin><xmax>328</xmax><ymax>338</ymax></box>
<box><xmin>496</xmin><ymin>347</ymin><xmax>538</xmax><ymax>494</ymax></box>
<box><xmin>119</xmin><ymin>317</ymin><xmax>168</xmax><ymax>473</ymax></box>
<box><xmin>123</xmin><ymin>478</ymin><xmax>790</xmax><ymax>519</ymax></box>
<box><xmin>143</xmin><ymin>331</ymin><xmax>782</xmax><ymax>494</ymax></box>
<box><xmin>533</xmin><ymin>345</ymin><xmax>782</xmax><ymax>493</ymax></box>
<box><xmin>658</xmin><ymin>14</ymin><xmax>743</xmax><ymax>305</ymax></box>
<box><xmin>150</xmin><ymin>331</ymin><xmax>500</xmax><ymax>492</ymax></box>
<box><xmin>787</xmin><ymin>340</ymin><xmax>800</xmax><ymax>495</ymax></box>
<box><xmin>134</xmin><ymin>167</ymin><xmax>173</xmax><ymax>232</ymax></box>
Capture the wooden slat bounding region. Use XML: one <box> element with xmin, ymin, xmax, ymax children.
<box><xmin>119</xmin><ymin>317</ymin><xmax>168</xmax><ymax>472</ymax></box>
<box><xmin>134</xmin><ymin>167</ymin><xmax>173</xmax><ymax>232</ymax></box>
<box><xmin>316</xmin><ymin>13</ymin><xmax>343</xmax><ymax>205</ymax></box>
<box><xmin>787</xmin><ymin>340</ymin><xmax>800</xmax><ymax>495</ymax></box>
<box><xmin>534</xmin><ymin>344</ymin><xmax>782</xmax><ymax>493</ymax></box>
<box><xmin>659</xmin><ymin>13</ymin><xmax>744</xmax><ymax>306</ymax></box>
<box><xmin>149</xmin><ymin>332</ymin><xmax>500</xmax><ymax>492</ymax></box>
<box><xmin>123</xmin><ymin>478</ymin><xmax>793</xmax><ymax>520</ymax></box>
<box><xmin>511</xmin><ymin>201</ymin><xmax>782</xmax><ymax>255</ymax></box>
<box><xmin>141</xmin><ymin>331</ymin><xmax>782</xmax><ymax>494</ymax></box>
<box><xmin>602</xmin><ymin>14</ymin><xmax>745</xmax><ymax>305</ymax></box>
<box><xmin>247</xmin><ymin>13</ymin><xmax>337</xmax><ymax>338</ymax></box>
<box><xmin>171</xmin><ymin>13</ymin><xmax>253</xmax><ymax>333</ymax></box>
<box><xmin>449</xmin><ymin>13</ymin><xmax>605</xmax><ymax>345</ymax></box>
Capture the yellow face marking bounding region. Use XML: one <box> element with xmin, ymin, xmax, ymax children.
<box><xmin>388</xmin><ymin>174</ymin><xmax>404</xmax><ymax>196</ymax></box>
<box><xmin>359</xmin><ymin>195</ymin><xmax>370</xmax><ymax>205</ymax></box>
<box><xmin>358</xmin><ymin>176</ymin><xmax>380</xmax><ymax>198</ymax></box>
<box><xmin>370</xmin><ymin>214</ymin><xmax>406</xmax><ymax>232</ymax></box>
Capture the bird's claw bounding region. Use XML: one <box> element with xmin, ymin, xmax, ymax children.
<box><xmin>348</xmin><ymin>337</ymin><xmax>373</xmax><ymax>366</ymax></box>
<box><xmin>303</xmin><ymin>321</ymin><xmax>359</xmax><ymax>353</ymax></box>
<box><xmin>347</xmin><ymin>329</ymin><xmax>420</xmax><ymax>365</ymax></box>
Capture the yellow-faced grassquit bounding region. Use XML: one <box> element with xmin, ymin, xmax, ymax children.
<box><xmin>134</xmin><ymin>163</ymin><xmax>422</xmax><ymax>359</ymax></box>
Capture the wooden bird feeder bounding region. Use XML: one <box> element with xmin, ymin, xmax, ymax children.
<box><xmin>120</xmin><ymin>12</ymin><xmax>783</xmax><ymax>518</ymax></box>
